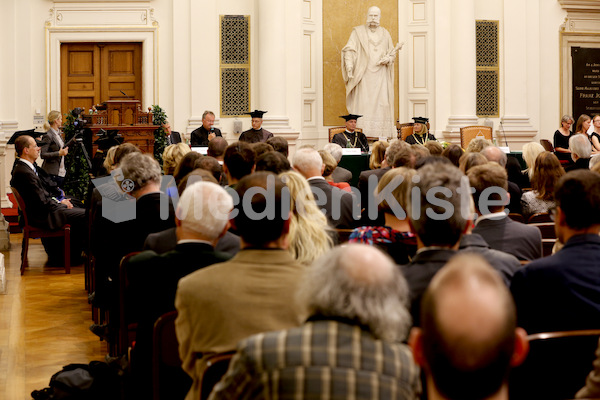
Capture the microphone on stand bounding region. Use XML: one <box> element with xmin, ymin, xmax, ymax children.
<box><xmin>120</xmin><ymin>90</ymin><xmax>130</xmax><ymax>99</ymax></box>
<box><xmin>500</xmin><ymin>120</ymin><xmax>509</xmax><ymax>147</ymax></box>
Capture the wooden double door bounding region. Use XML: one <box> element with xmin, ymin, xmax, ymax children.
<box><xmin>61</xmin><ymin>42</ymin><xmax>142</xmax><ymax>113</ymax></box>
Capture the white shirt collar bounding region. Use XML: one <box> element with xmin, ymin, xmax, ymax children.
<box><xmin>475</xmin><ymin>211</ymin><xmax>508</xmax><ymax>226</ymax></box>
<box><xmin>307</xmin><ymin>176</ymin><xmax>326</xmax><ymax>182</ymax></box>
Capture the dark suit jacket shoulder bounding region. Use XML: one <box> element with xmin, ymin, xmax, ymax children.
<box><xmin>472</xmin><ymin>216</ymin><xmax>542</xmax><ymax>261</ymax></box>
<box><xmin>331</xmin><ymin>166</ymin><xmax>352</xmax><ymax>184</ymax></box>
<box><xmin>459</xmin><ymin>233</ymin><xmax>521</xmax><ymax>285</ymax></box>
<box><xmin>308</xmin><ymin>178</ymin><xmax>358</xmax><ymax>229</ymax></box>
<box><xmin>190</xmin><ymin>126</ymin><xmax>222</xmax><ymax>146</ymax></box>
<box><xmin>144</xmin><ymin>226</ymin><xmax>241</xmax><ymax>256</ymax></box>
<box><xmin>39</xmin><ymin>130</ymin><xmax>63</xmax><ymax>176</ymax></box>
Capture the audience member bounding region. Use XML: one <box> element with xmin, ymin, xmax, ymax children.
<box><xmin>409</xmin><ymin>254</ymin><xmax>528</xmax><ymax>400</ymax></box>
<box><xmin>162</xmin><ymin>121</ymin><xmax>182</xmax><ymax>145</ymax></box>
<box><xmin>480</xmin><ymin>145</ymin><xmax>523</xmax><ymax>214</ymax></box>
<box><xmin>591</xmin><ymin>113</ymin><xmax>600</xmax><ymax>152</ymax></box>
<box><xmin>223</xmin><ymin>141</ymin><xmax>256</xmax><ymax>188</ymax></box>
<box><xmin>251</xmin><ymin>141</ymin><xmax>274</xmax><ymax>158</ymax></box>
<box><xmin>350</xmin><ymin>167</ymin><xmax>417</xmax><ymax>264</ymax></box>
<box><xmin>266</xmin><ymin>136</ymin><xmax>289</xmax><ymax>157</ymax></box>
<box><xmin>126</xmin><ymin>181</ymin><xmax>233</xmax><ymax>397</ymax></box>
<box><xmin>402</xmin><ymin>163</ymin><xmax>470</xmax><ymax>326</ymax></box>
<box><xmin>521</xmin><ymin>152</ymin><xmax>564</xmax><ymax>219</ymax></box>
<box><xmin>279</xmin><ymin>170</ymin><xmax>333</xmax><ymax>264</ymax></box>
<box><xmin>323</xmin><ymin>143</ymin><xmax>352</xmax><ymax>183</ymax></box>
<box><xmin>442</xmin><ymin>144</ymin><xmax>464</xmax><ymax>167</ymax></box>
<box><xmin>459</xmin><ymin>152</ymin><xmax>487</xmax><ymax>174</ymax></box>
<box><xmin>173</xmin><ymin>151</ymin><xmax>202</xmax><ymax>185</ymax></box>
<box><xmin>511</xmin><ymin>169</ymin><xmax>600</xmax><ymax>334</ymax></box>
<box><xmin>414</xmin><ymin>155</ymin><xmax>452</xmax><ymax>170</ymax></box>
<box><xmin>522</xmin><ymin>142</ymin><xmax>545</xmax><ymax>182</ymax></box>
<box><xmin>466</xmin><ymin>137</ymin><xmax>492</xmax><ymax>153</ymax></box>
<box><xmin>577</xmin><ymin>339</ymin><xmax>600</xmax><ymax>398</ymax></box>
<box><xmin>411</xmin><ymin>143</ymin><xmax>431</xmax><ymax>166</ymax></box>
<box><xmin>175</xmin><ymin>172</ymin><xmax>307</xmax><ymax>400</ymax></box>
<box><xmin>190</xmin><ymin>110</ymin><xmax>222</xmax><ymax>146</ymax></box>
<box><xmin>566</xmin><ymin>133</ymin><xmax>592</xmax><ymax>172</ymax></box>
<box><xmin>255</xmin><ymin>151</ymin><xmax>291</xmax><ymax>174</ymax></box>
<box><xmin>207</xmin><ymin>136</ymin><xmax>228</xmax><ymax>162</ymax></box>
<box><xmin>319</xmin><ymin>150</ymin><xmax>351</xmax><ymax>192</ymax></box>
<box><xmin>369</xmin><ymin>140</ymin><xmax>389</xmax><ymax>169</ymax></box>
<box><xmin>424</xmin><ymin>140</ymin><xmax>443</xmax><ymax>156</ymax></box>
<box><xmin>162</xmin><ymin>142</ymin><xmax>191</xmax><ymax>175</ymax></box>
<box><xmin>292</xmin><ymin>147</ymin><xmax>357</xmax><ymax>228</ymax></box>
<box><xmin>469</xmin><ymin>163</ymin><xmax>542</xmax><ymax>261</ymax></box>
<box><xmin>554</xmin><ymin>114</ymin><xmax>574</xmax><ymax>163</ymax></box>
<box><xmin>195</xmin><ymin>156</ymin><xmax>223</xmax><ymax>183</ymax></box>
<box><xmin>505</xmin><ymin>155</ymin><xmax>529</xmax><ymax>190</ymax></box>
<box><xmin>210</xmin><ymin>244</ymin><xmax>421</xmax><ymax>400</ymax></box>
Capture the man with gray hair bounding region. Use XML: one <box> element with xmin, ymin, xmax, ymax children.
<box><xmin>292</xmin><ymin>147</ymin><xmax>358</xmax><ymax>228</ymax></box>
<box><xmin>323</xmin><ymin>142</ymin><xmax>352</xmax><ymax>183</ymax></box>
<box><xmin>190</xmin><ymin>110</ymin><xmax>223</xmax><ymax>146</ymax></box>
<box><xmin>566</xmin><ymin>133</ymin><xmax>592</xmax><ymax>172</ymax></box>
<box><xmin>125</xmin><ymin>181</ymin><xmax>233</xmax><ymax>397</ymax></box>
<box><xmin>209</xmin><ymin>244</ymin><xmax>421</xmax><ymax>399</ymax></box>
<box><xmin>401</xmin><ymin>163</ymin><xmax>471</xmax><ymax>326</ymax></box>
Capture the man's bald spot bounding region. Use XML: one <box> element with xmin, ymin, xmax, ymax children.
<box><xmin>339</xmin><ymin>244</ymin><xmax>395</xmax><ymax>287</ymax></box>
<box><xmin>481</xmin><ymin>146</ymin><xmax>506</xmax><ymax>167</ymax></box>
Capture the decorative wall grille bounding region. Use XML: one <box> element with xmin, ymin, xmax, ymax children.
<box><xmin>476</xmin><ymin>20</ymin><xmax>499</xmax><ymax>117</ymax></box>
<box><xmin>220</xmin><ymin>15</ymin><xmax>250</xmax><ymax>117</ymax></box>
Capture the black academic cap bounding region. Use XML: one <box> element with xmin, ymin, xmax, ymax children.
<box><xmin>340</xmin><ymin>114</ymin><xmax>362</xmax><ymax>121</ymax></box>
<box><xmin>7</xmin><ymin>129</ymin><xmax>44</xmax><ymax>145</ymax></box>
<box><xmin>412</xmin><ymin>116</ymin><xmax>429</xmax><ymax>124</ymax></box>
<box><xmin>245</xmin><ymin>110</ymin><xmax>268</xmax><ymax>118</ymax></box>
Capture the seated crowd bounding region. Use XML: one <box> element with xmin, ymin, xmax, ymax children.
<box><xmin>10</xmin><ymin>118</ymin><xmax>600</xmax><ymax>400</ymax></box>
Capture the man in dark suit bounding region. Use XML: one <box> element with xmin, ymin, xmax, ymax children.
<box><xmin>162</xmin><ymin>122</ymin><xmax>181</xmax><ymax>145</ymax></box>
<box><xmin>481</xmin><ymin>145</ymin><xmax>523</xmax><ymax>214</ymax></box>
<box><xmin>511</xmin><ymin>170</ymin><xmax>600</xmax><ymax>334</ymax></box>
<box><xmin>190</xmin><ymin>110</ymin><xmax>223</xmax><ymax>146</ymax></box>
<box><xmin>126</xmin><ymin>181</ymin><xmax>233</xmax><ymax>397</ymax></box>
<box><xmin>292</xmin><ymin>147</ymin><xmax>358</xmax><ymax>229</ymax></box>
<box><xmin>401</xmin><ymin>163</ymin><xmax>469</xmax><ymax>326</ymax></box>
<box><xmin>323</xmin><ymin>143</ymin><xmax>352</xmax><ymax>183</ymax></box>
<box><xmin>469</xmin><ymin>163</ymin><xmax>542</xmax><ymax>261</ymax></box>
<box><xmin>10</xmin><ymin>135</ymin><xmax>86</xmax><ymax>264</ymax></box>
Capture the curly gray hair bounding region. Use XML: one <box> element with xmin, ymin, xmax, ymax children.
<box><xmin>120</xmin><ymin>152</ymin><xmax>162</xmax><ymax>192</ymax></box>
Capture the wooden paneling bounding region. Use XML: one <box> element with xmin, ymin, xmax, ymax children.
<box><xmin>61</xmin><ymin>42</ymin><xmax>142</xmax><ymax>114</ymax></box>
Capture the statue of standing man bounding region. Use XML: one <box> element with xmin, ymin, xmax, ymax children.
<box><xmin>342</xmin><ymin>6</ymin><xmax>403</xmax><ymax>139</ymax></box>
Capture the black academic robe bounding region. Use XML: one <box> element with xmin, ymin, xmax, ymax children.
<box><xmin>239</xmin><ymin>128</ymin><xmax>274</xmax><ymax>143</ymax></box>
<box><xmin>405</xmin><ymin>133</ymin><xmax>437</xmax><ymax>145</ymax></box>
<box><xmin>331</xmin><ymin>131</ymin><xmax>369</xmax><ymax>152</ymax></box>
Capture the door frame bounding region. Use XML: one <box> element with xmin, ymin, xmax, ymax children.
<box><xmin>46</xmin><ymin>27</ymin><xmax>157</xmax><ymax>113</ymax></box>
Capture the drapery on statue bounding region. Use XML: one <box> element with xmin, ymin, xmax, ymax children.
<box><xmin>342</xmin><ymin>6</ymin><xmax>403</xmax><ymax>139</ymax></box>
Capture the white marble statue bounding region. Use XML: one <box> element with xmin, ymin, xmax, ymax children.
<box><xmin>342</xmin><ymin>6</ymin><xmax>403</xmax><ymax>139</ymax></box>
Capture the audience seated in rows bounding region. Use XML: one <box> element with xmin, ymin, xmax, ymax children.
<box><xmin>410</xmin><ymin>253</ymin><xmax>528</xmax><ymax>400</ymax></box>
<box><xmin>292</xmin><ymin>147</ymin><xmax>357</xmax><ymax>229</ymax></box>
<box><xmin>350</xmin><ymin>167</ymin><xmax>417</xmax><ymax>264</ymax></box>
<box><xmin>195</xmin><ymin>156</ymin><xmax>223</xmax><ymax>183</ymax></box>
<box><xmin>162</xmin><ymin>142</ymin><xmax>190</xmax><ymax>176</ymax></box>
<box><xmin>424</xmin><ymin>140</ymin><xmax>443</xmax><ymax>156</ymax></box>
<box><xmin>210</xmin><ymin>244</ymin><xmax>421</xmax><ymax>399</ymax></box>
<box><xmin>254</xmin><ymin>151</ymin><xmax>291</xmax><ymax>174</ymax></box>
<box><xmin>126</xmin><ymin>181</ymin><xmax>233</xmax><ymax>398</ymax></box>
<box><xmin>279</xmin><ymin>170</ymin><xmax>333</xmax><ymax>265</ymax></box>
<box><xmin>521</xmin><ymin>141</ymin><xmax>545</xmax><ymax>187</ymax></box>
<box><xmin>223</xmin><ymin>141</ymin><xmax>255</xmax><ymax>189</ymax></box>
<box><xmin>369</xmin><ymin>140</ymin><xmax>389</xmax><ymax>169</ymax></box>
<box><xmin>566</xmin><ymin>133</ymin><xmax>592</xmax><ymax>172</ymax></box>
<box><xmin>175</xmin><ymin>172</ymin><xmax>307</xmax><ymax>400</ymax></box>
<box><xmin>318</xmin><ymin>150</ymin><xmax>351</xmax><ymax>192</ymax></box>
<box><xmin>251</xmin><ymin>141</ymin><xmax>274</xmax><ymax>158</ymax></box>
<box><xmin>173</xmin><ymin>151</ymin><xmax>201</xmax><ymax>185</ymax></box>
<box><xmin>207</xmin><ymin>137</ymin><xmax>227</xmax><ymax>162</ymax></box>
<box><xmin>511</xmin><ymin>169</ymin><xmax>600</xmax><ymax>334</ymax></box>
<box><xmin>480</xmin><ymin>146</ymin><xmax>523</xmax><ymax>214</ymax></box>
<box><xmin>465</xmin><ymin>137</ymin><xmax>492</xmax><ymax>153</ymax></box>
<box><xmin>266</xmin><ymin>135</ymin><xmax>288</xmax><ymax>157</ymax></box>
<box><xmin>521</xmin><ymin>151</ymin><xmax>564</xmax><ymax>220</ymax></box>
<box><xmin>322</xmin><ymin>143</ymin><xmax>352</xmax><ymax>184</ymax></box>
<box><xmin>459</xmin><ymin>151</ymin><xmax>487</xmax><ymax>174</ymax></box>
<box><xmin>469</xmin><ymin>163</ymin><xmax>542</xmax><ymax>261</ymax></box>
<box><xmin>441</xmin><ymin>144</ymin><xmax>463</xmax><ymax>167</ymax></box>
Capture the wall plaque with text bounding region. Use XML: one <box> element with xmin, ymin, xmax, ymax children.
<box><xmin>572</xmin><ymin>47</ymin><xmax>600</xmax><ymax>119</ymax></box>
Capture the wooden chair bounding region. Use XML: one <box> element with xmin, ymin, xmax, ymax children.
<box><xmin>508</xmin><ymin>213</ymin><xmax>525</xmax><ymax>224</ymax></box>
<box><xmin>529</xmin><ymin>222</ymin><xmax>556</xmax><ymax>257</ymax></box>
<box><xmin>328</xmin><ymin>127</ymin><xmax>363</xmax><ymax>143</ymax></box>
<box><xmin>397</xmin><ymin>122</ymin><xmax>414</xmax><ymax>141</ymax></box>
<box><xmin>152</xmin><ymin>311</ymin><xmax>191</xmax><ymax>400</ymax></box>
<box><xmin>117</xmin><ymin>251</ymin><xmax>141</xmax><ymax>357</ymax></box>
<box><xmin>510</xmin><ymin>329</ymin><xmax>600</xmax><ymax>400</ymax></box>
<box><xmin>10</xmin><ymin>187</ymin><xmax>71</xmax><ymax>275</ymax></box>
<box><xmin>540</xmin><ymin>139</ymin><xmax>554</xmax><ymax>152</ymax></box>
<box><xmin>459</xmin><ymin>125</ymin><xmax>493</xmax><ymax>148</ymax></box>
<box><xmin>527</xmin><ymin>212</ymin><xmax>552</xmax><ymax>223</ymax></box>
<box><xmin>199</xmin><ymin>351</ymin><xmax>236</xmax><ymax>400</ymax></box>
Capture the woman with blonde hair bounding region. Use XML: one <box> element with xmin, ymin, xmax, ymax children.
<box><xmin>349</xmin><ymin>167</ymin><xmax>417</xmax><ymax>264</ymax></box>
<box><xmin>162</xmin><ymin>142</ymin><xmax>191</xmax><ymax>175</ymax></box>
<box><xmin>369</xmin><ymin>140</ymin><xmax>389</xmax><ymax>169</ymax></box>
<box><xmin>40</xmin><ymin>110</ymin><xmax>68</xmax><ymax>186</ymax></box>
<box><xmin>279</xmin><ymin>170</ymin><xmax>333</xmax><ymax>265</ymax></box>
<box><xmin>522</xmin><ymin>142</ymin><xmax>545</xmax><ymax>180</ymax></box>
<box><xmin>521</xmin><ymin>151</ymin><xmax>565</xmax><ymax>219</ymax></box>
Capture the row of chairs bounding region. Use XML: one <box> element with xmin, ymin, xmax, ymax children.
<box><xmin>509</xmin><ymin>212</ymin><xmax>555</xmax><ymax>257</ymax></box>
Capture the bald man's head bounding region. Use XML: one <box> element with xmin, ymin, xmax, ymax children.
<box><xmin>300</xmin><ymin>244</ymin><xmax>412</xmax><ymax>342</ymax></box>
<box><xmin>415</xmin><ymin>254</ymin><xmax>525</xmax><ymax>400</ymax></box>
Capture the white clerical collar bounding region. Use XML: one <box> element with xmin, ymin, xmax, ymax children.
<box><xmin>177</xmin><ymin>239</ymin><xmax>214</xmax><ymax>246</ymax></box>
<box><xmin>307</xmin><ymin>176</ymin><xmax>326</xmax><ymax>182</ymax></box>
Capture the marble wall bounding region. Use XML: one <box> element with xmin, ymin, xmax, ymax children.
<box><xmin>322</xmin><ymin>0</ymin><xmax>398</xmax><ymax>127</ymax></box>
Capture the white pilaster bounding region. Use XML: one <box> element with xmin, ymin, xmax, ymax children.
<box><xmin>172</xmin><ymin>0</ymin><xmax>192</xmax><ymax>142</ymax></box>
<box><xmin>256</xmin><ymin>0</ymin><xmax>292</xmax><ymax>131</ymax></box>
<box><xmin>443</xmin><ymin>0</ymin><xmax>478</xmax><ymax>142</ymax></box>
<box><xmin>501</xmin><ymin>0</ymin><xmax>537</xmax><ymax>149</ymax></box>
<box><xmin>1</xmin><ymin>121</ymin><xmax>18</xmax><ymax>209</ymax></box>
